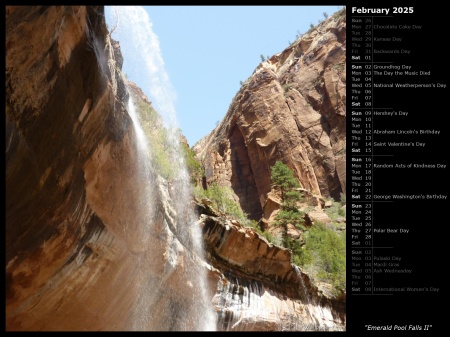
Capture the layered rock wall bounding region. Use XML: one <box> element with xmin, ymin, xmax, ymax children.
<box><xmin>196</xmin><ymin>204</ymin><xmax>345</xmax><ymax>330</ymax></box>
<box><xmin>194</xmin><ymin>9</ymin><xmax>346</xmax><ymax>221</ymax></box>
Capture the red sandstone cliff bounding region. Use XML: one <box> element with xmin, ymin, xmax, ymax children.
<box><xmin>194</xmin><ymin>9</ymin><xmax>346</xmax><ymax>223</ymax></box>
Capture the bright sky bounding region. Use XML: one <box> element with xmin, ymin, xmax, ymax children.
<box><xmin>105</xmin><ymin>5</ymin><xmax>342</xmax><ymax>147</ymax></box>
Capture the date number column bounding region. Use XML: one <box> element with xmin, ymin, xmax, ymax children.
<box><xmin>350</xmin><ymin>15</ymin><xmax>373</xmax><ymax>295</ymax></box>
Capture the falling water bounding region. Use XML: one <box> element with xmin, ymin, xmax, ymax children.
<box><xmin>127</xmin><ymin>97</ymin><xmax>149</xmax><ymax>153</ymax></box>
<box><xmin>106</xmin><ymin>6</ymin><xmax>216</xmax><ymax>331</ymax></box>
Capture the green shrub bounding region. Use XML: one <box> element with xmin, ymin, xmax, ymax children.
<box><xmin>333</xmin><ymin>63</ymin><xmax>345</xmax><ymax>74</ymax></box>
<box><xmin>339</xmin><ymin>192</ymin><xmax>346</xmax><ymax>205</ymax></box>
<box><xmin>262</xmin><ymin>231</ymin><xmax>276</xmax><ymax>243</ymax></box>
<box><xmin>282</xmin><ymin>83</ymin><xmax>296</xmax><ymax>92</ymax></box>
<box><xmin>324</xmin><ymin>197</ymin><xmax>346</xmax><ymax>220</ymax></box>
<box><xmin>294</xmin><ymin>222</ymin><xmax>346</xmax><ymax>292</ymax></box>
<box><xmin>194</xmin><ymin>183</ymin><xmax>249</xmax><ymax>223</ymax></box>
<box><xmin>181</xmin><ymin>142</ymin><xmax>204</xmax><ymax>184</ymax></box>
<box><xmin>131</xmin><ymin>97</ymin><xmax>176</xmax><ymax>179</ymax></box>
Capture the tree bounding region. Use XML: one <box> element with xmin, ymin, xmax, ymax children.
<box><xmin>271</xmin><ymin>161</ymin><xmax>299</xmax><ymax>196</ymax></box>
<box><xmin>270</xmin><ymin>161</ymin><xmax>304</xmax><ymax>247</ymax></box>
<box><xmin>260</xmin><ymin>54</ymin><xmax>266</xmax><ymax>62</ymax></box>
<box><xmin>323</xmin><ymin>11</ymin><xmax>328</xmax><ymax>19</ymax></box>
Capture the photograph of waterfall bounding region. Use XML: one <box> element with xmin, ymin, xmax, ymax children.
<box><xmin>6</xmin><ymin>5</ymin><xmax>346</xmax><ymax>331</ymax></box>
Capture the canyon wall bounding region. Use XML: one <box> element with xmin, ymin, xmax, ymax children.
<box><xmin>6</xmin><ymin>6</ymin><xmax>211</xmax><ymax>330</ymax></box>
<box><xmin>194</xmin><ymin>9</ymin><xmax>346</xmax><ymax>223</ymax></box>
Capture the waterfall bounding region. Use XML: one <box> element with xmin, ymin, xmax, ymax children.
<box><xmin>127</xmin><ymin>97</ymin><xmax>149</xmax><ymax>154</ymax></box>
<box><xmin>106</xmin><ymin>6</ymin><xmax>216</xmax><ymax>331</ymax></box>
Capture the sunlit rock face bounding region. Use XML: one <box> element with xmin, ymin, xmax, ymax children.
<box><xmin>197</xmin><ymin>210</ymin><xmax>345</xmax><ymax>331</ymax></box>
<box><xmin>5</xmin><ymin>6</ymin><xmax>212</xmax><ymax>331</ymax></box>
<box><xmin>193</xmin><ymin>8</ymin><xmax>346</xmax><ymax>221</ymax></box>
